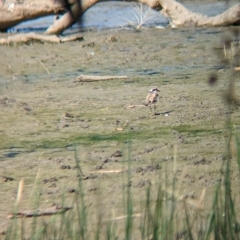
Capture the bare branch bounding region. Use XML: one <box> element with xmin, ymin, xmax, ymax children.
<box><xmin>7</xmin><ymin>206</ymin><xmax>73</xmax><ymax>219</ymax></box>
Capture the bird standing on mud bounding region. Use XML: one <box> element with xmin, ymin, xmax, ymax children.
<box><xmin>145</xmin><ymin>87</ymin><xmax>159</xmax><ymax>115</ymax></box>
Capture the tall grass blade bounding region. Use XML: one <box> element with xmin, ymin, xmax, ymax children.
<box><xmin>125</xmin><ymin>140</ymin><xmax>133</xmax><ymax>240</ymax></box>
<box><xmin>184</xmin><ymin>200</ymin><xmax>194</xmax><ymax>240</ymax></box>
<box><xmin>74</xmin><ymin>147</ymin><xmax>88</xmax><ymax>240</ymax></box>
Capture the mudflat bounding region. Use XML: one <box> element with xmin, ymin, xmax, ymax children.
<box><xmin>0</xmin><ymin>26</ymin><xmax>239</xmax><ymax>236</ymax></box>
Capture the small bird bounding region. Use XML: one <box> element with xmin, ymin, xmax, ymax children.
<box><xmin>145</xmin><ymin>87</ymin><xmax>159</xmax><ymax>115</ymax></box>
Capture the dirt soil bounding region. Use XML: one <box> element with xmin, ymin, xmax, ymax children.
<box><xmin>0</xmin><ymin>26</ymin><xmax>240</xmax><ymax>237</ymax></box>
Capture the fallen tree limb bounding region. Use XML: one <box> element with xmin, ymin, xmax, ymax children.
<box><xmin>0</xmin><ymin>0</ymin><xmax>99</xmax><ymax>35</ymax></box>
<box><xmin>158</xmin><ymin>0</ymin><xmax>240</xmax><ymax>27</ymax></box>
<box><xmin>75</xmin><ymin>75</ymin><xmax>128</xmax><ymax>82</ymax></box>
<box><xmin>46</xmin><ymin>0</ymin><xmax>98</xmax><ymax>35</ymax></box>
<box><xmin>0</xmin><ymin>32</ymin><xmax>83</xmax><ymax>45</ymax></box>
<box><xmin>0</xmin><ymin>0</ymin><xmax>66</xmax><ymax>30</ymax></box>
<box><xmin>7</xmin><ymin>206</ymin><xmax>73</xmax><ymax>219</ymax></box>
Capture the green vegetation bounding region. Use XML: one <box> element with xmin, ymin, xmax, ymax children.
<box><xmin>1</xmin><ymin>125</ymin><xmax>222</xmax><ymax>150</ymax></box>
<box><xmin>4</xmin><ymin>125</ymin><xmax>240</xmax><ymax>239</ymax></box>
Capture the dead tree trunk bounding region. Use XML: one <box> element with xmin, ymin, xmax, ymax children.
<box><xmin>157</xmin><ymin>0</ymin><xmax>240</xmax><ymax>27</ymax></box>
<box><xmin>0</xmin><ymin>0</ymin><xmax>66</xmax><ymax>31</ymax></box>
<box><xmin>45</xmin><ymin>0</ymin><xmax>100</xmax><ymax>35</ymax></box>
<box><xmin>0</xmin><ymin>0</ymin><xmax>240</xmax><ymax>36</ymax></box>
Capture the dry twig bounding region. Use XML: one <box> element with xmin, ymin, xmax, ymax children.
<box><xmin>125</xmin><ymin>104</ymin><xmax>146</xmax><ymax>108</ymax></box>
<box><xmin>7</xmin><ymin>206</ymin><xmax>73</xmax><ymax>219</ymax></box>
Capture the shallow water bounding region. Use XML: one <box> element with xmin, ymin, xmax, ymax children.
<box><xmin>8</xmin><ymin>2</ymin><xmax>168</xmax><ymax>33</ymax></box>
<box><xmin>7</xmin><ymin>1</ymin><xmax>237</xmax><ymax>33</ymax></box>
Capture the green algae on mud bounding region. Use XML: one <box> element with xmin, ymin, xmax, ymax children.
<box><xmin>172</xmin><ymin>125</ymin><xmax>224</xmax><ymax>136</ymax></box>
<box><xmin>0</xmin><ymin>127</ymin><xmax>169</xmax><ymax>150</ymax></box>
<box><xmin>0</xmin><ymin>125</ymin><xmax>222</xmax><ymax>151</ymax></box>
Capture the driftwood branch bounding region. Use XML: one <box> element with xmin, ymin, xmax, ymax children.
<box><xmin>7</xmin><ymin>206</ymin><xmax>73</xmax><ymax>219</ymax></box>
<box><xmin>158</xmin><ymin>0</ymin><xmax>240</xmax><ymax>27</ymax></box>
<box><xmin>45</xmin><ymin>0</ymin><xmax>101</xmax><ymax>35</ymax></box>
<box><xmin>75</xmin><ymin>75</ymin><xmax>128</xmax><ymax>82</ymax></box>
<box><xmin>0</xmin><ymin>0</ymin><xmax>66</xmax><ymax>31</ymax></box>
<box><xmin>0</xmin><ymin>0</ymin><xmax>89</xmax><ymax>35</ymax></box>
<box><xmin>0</xmin><ymin>32</ymin><xmax>83</xmax><ymax>45</ymax></box>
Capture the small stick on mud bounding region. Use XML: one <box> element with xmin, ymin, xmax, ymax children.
<box><xmin>234</xmin><ymin>66</ymin><xmax>240</xmax><ymax>71</ymax></box>
<box><xmin>75</xmin><ymin>75</ymin><xmax>128</xmax><ymax>82</ymax></box>
<box><xmin>36</xmin><ymin>57</ymin><xmax>50</xmax><ymax>75</ymax></box>
<box><xmin>7</xmin><ymin>206</ymin><xmax>73</xmax><ymax>219</ymax></box>
<box><xmin>125</xmin><ymin>104</ymin><xmax>146</xmax><ymax>108</ymax></box>
<box><xmin>88</xmin><ymin>169</ymin><xmax>124</xmax><ymax>174</ymax></box>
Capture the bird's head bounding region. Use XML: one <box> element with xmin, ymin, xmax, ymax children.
<box><xmin>150</xmin><ymin>87</ymin><xmax>159</xmax><ymax>93</ymax></box>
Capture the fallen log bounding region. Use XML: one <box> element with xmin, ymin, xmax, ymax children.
<box><xmin>45</xmin><ymin>0</ymin><xmax>96</xmax><ymax>35</ymax></box>
<box><xmin>7</xmin><ymin>206</ymin><xmax>73</xmax><ymax>219</ymax></box>
<box><xmin>0</xmin><ymin>0</ymin><xmax>66</xmax><ymax>31</ymax></box>
<box><xmin>30</xmin><ymin>0</ymin><xmax>240</xmax><ymax>32</ymax></box>
<box><xmin>76</xmin><ymin>75</ymin><xmax>128</xmax><ymax>82</ymax></box>
<box><xmin>0</xmin><ymin>0</ymin><xmax>97</xmax><ymax>35</ymax></box>
<box><xmin>158</xmin><ymin>0</ymin><xmax>240</xmax><ymax>27</ymax></box>
<box><xmin>0</xmin><ymin>32</ymin><xmax>83</xmax><ymax>45</ymax></box>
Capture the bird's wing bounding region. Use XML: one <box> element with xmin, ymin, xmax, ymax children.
<box><xmin>152</xmin><ymin>93</ymin><xmax>158</xmax><ymax>103</ymax></box>
<box><xmin>145</xmin><ymin>93</ymin><xmax>152</xmax><ymax>105</ymax></box>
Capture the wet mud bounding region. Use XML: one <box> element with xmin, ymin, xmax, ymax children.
<box><xmin>0</xmin><ymin>25</ymin><xmax>240</xmax><ymax>236</ymax></box>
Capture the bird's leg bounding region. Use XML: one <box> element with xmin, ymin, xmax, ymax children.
<box><xmin>149</xmin><ymin>105</ymin><xmax>152</xmax><ymax>113</ymax></box>
<box><xmin>154</xmin><ymin>104</ymin><xmax>157</xmax><ymax>115</ymax></box>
